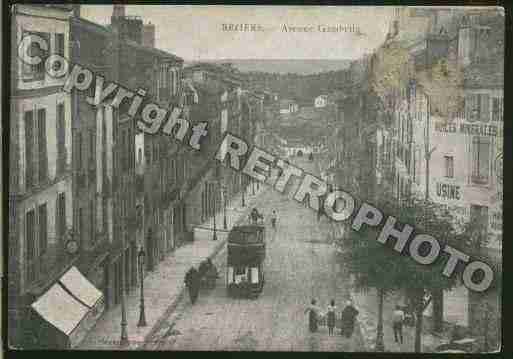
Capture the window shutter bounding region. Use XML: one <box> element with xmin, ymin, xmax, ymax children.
<box><xmin>481</xmin><ymin>94</ymin><xmax>490</xmax><ymax>122</ymax></box>
<box><xmin>24</xmin><ymin>110</ymin><xmax>34</xmax><ymax>189</ymax></box>
<box><xmin>38</xmin><ymin>108</ymin><xmax>47</xmax><ymax>182</ymax></box>
<box><xmin>21</xmin><ymin>28</ymin><xmax>32</xmax><ymax>76</ymax></box>
<box><xmin>39</xmin><ymin>204</ymin><xmax>47</xmax><ymax>255</ymax></box>
<box><xmin>465</xmin><ymin>95</ymin><xmax>473</xmax><ymax>121</ymax></box>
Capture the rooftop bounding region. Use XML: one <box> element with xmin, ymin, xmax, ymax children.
<box><xmin>463</xmin><ymin>60</ymin><xmax>504</xmax><ymax>89</ymax></box>
<box><xmin>72</xmin><ymin>17</ymin><xmax>183</xmax><ymax>63</ymax></box>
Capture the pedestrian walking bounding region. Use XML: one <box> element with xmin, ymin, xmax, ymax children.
<box><xmin>340</xmin><ymin>300</ymin><xmax>359</xmax><ymax>338</ymax></box>
<box><xmin>184</xmin><ymin>266</ymin><xmax>200</xmax><ymax>304</ymax></box>
<box><xmin>250</xmin><ymin>207</ymin><xmax>263</xmax><ymax>225</ymax></box>
<box><xmin>317</xmin><ymin>194</ymin><xmax>325</xmax><ymax>222</ymax></box>
<box><xmin>327</xmin><ymin>300</ymin><xmax>337</xmax><ymax>336</ymax></box>
<box><xmin>392</xmin><ymin>305</ymin><xmax>405</xmax><ymax>344</ymax></box>
<box><xmin>270</xmin><ymin>210</ymin><xmax>278</xmax><ymax>229</ymax></box>
<box><xmin>304</xmin><ymin>299</ymin><xmax>321</xmax><ymax>333</ymax></box>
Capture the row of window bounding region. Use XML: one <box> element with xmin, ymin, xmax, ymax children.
<box><xmin>382</xmin><ymin>136</ymin><xmax>492</xmax><ymax>185</ymax></box>
<box><xmin>410</xmin><ymin>92</ymin><xmax>503</xmax><ymax>123</ymax></box>
<box><xmin>457</xmin><ymin>94</ymin><xmax>503</xmax><ymax>122</ymax></box>
<box><xmin>157</xmin><ymin>64</ymin><xmax>181</xmax><ymax>101</ymax></box>
<box><xmin>25</xmin><ymin>192</ymin><xmax>66</xmax><ymax>284</ymax></box>
<box><xmin>22</xmin><ymin>30</ymin><xmax>65</xmax><ymax>81</ymax></box>
<box><xmin>201</xmin><ymin>181</ymin><xmax>221</xmax><ymax>221</ymax></box>
<box><xmin>24</xmin><ymin>103</ymin><xmax>66</xmax><ymax>190</ymax></box>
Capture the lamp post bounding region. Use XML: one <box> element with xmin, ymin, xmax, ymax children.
<box><xmin>222</xmin><ymin>185</ymin><xmax>227</xmax><ymax>230</ymax></box>
<box><xmin>137</xmin><ymin>246</ymin><xmax>147</xmax><ymax>327</ymax></box>
<box><xmin>241</xmin><ymin>175</ymin><xmax>245</xmax><ymax>207</ymax></box>
<box><xmin>119</xmin><ymin>205</ymin><xmax>129</xmax><ymax>347</ymax></box>
<box><xmin>211</xmin><ymin>181</ymin><xmax>218</xmax><ymax>241</ymax></box>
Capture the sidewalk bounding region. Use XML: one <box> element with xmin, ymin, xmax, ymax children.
<box><xmin>351</xmin><ymin>288</ymin><xmax>452</xmax><ymax>352</ymax></box>
<box><xmin>77</xmin><ymin>184</ymin><xmax>268</xmax><ymax>350</ymax></box>
<box><xmin>330</xmin><ymin>225</ymin><xmax>451</xmax><ymax>353</ymax></box>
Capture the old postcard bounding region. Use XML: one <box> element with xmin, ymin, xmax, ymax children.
<box><xmin>6</xmin><ymin>4</ymin><xmax>503</xmax><ymax>353</ymax></box>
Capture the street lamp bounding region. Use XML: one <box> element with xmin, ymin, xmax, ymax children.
<box><xmin>137</xmin><ymin>246</ymin><xmax>147</xmax><ymax>327</ymax></box>
<box><xmin>211</xmin><ymin>181</ymin><xmax>218</xmax><ymax>241</ymax></box>
<box><xmin>241</xmin><ymin>175</ymin><xmax>245</xmax><ymax>207</ymax></box>
<box><xmin>213</xmin><ymin>205</ymin><xmax>218</xmax><ymax>241</ymax></box>
<box><xmin>119</xmin><ymin>221</ymin><xmax>129</xmax><ymax>347</ymax></box>
<box><xmin>222</xmin><ymin>185</ymin><xmax>227</xmax><ymax>230</ymax></box>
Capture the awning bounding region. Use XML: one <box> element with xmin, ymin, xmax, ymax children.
<box><xmin>59</xmin><ymin>266</ymin><xmax>103</xmax><ymax>308</ymax></box>
<box><xmin>31</xmin><ymin>283</ymin><xmax>89</xmax><ymax>336</ymax></box>
<box><xmin>30</xmin><ymin>266</ymin><xmax>105</xmax><ymax>348</ymax></box>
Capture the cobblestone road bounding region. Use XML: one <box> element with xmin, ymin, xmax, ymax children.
<box><xmin>152</xmin><ymin>157</ymin><xmax>365</xmax><ymax>351</ymax></box>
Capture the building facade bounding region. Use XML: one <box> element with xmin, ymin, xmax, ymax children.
<box><xmin>9</xmin><ymin>4</ymin><xmax>75</xmax><ymax>347</ymax></box>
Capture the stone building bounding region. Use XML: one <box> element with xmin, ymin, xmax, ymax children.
<box><xmin>329</xmin><ymin>8</ymin><xmax>503</xmax><ymax>350</ymax></box>
<box><xmin>9</xmin><ymin>4</ymin><xmax>75</xmax><ymax>348</ymax></box>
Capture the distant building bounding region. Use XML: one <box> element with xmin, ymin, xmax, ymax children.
<box><xmin>279</xmin><ymin>99</ymin><xmax>299</xmax><ymax>114</ymax></box>
<box><xmin>9</xmin><ymin>4</ymin><xmax>76</xmax><ymax>348</ymax></box>
<box><xmin>314</xmin><ymin>95</ymin><xmax>328</xmax><ymax>108</ymax></box>
<box><xmin>142</xmin><ymin>22</ymin><xmax>156</xmax><ymax>48</ymax></box>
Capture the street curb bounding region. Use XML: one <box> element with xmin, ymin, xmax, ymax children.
<box><xmin>138</xmin><ymin>233</ymin><xmax>229</xmax><ymax>350</ymax></box>
<box><xmin>139</xmin><ymin>289</ymin><xmax>186</xmax><ymax>350</ymax></box>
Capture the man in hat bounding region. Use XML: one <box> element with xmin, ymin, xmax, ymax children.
<box><xmin>184</xmin><ymin>266</ymin><xmax>200</xmax><ymax>304</ymax></box>
<box><xmin>340</xmin><ymin>299</ymin><xmax>359</xmax><ymax>338</ymax></box>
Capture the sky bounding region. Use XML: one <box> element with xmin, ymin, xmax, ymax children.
<box><xmin>81</xmin><ymin>5</ymin><xmax>393</xmax><ymax>62</ymax></box>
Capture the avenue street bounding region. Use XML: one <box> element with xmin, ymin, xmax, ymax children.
<box><xmin>152</xmin><ymin>157</ymin><xmax>365</xmax><ymax>351</ymax></box>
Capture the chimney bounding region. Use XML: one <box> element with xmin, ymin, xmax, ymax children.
<box><xmin>112</xmin><ymin>4</ymin><xmax>126</xmax><ymax>19</ymax></box>
<box><xmin>142</xmin><ymin>22</ymin><xmax>156</xmax><ymax>48</ymax></box>
<box><xmin>426</xmin><ymin>26</ymin><xmax>449</xmax><ymax>68</ymax></box>
<box><xmin>110</xmin><ymin>5</ymin><xmax>143</xmax><ymax>44</ymax></box>
<box><xmin>73</xmin><ymin>4</ymin><xmax>81</xmax><ymax>18</ymax></box>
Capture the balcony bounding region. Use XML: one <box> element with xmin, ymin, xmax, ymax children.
<box><xmin>136</xmin><ymin>175</ymin><xmax>144</xmax><ymax>196</ymax></box>
<box><xmin>56</xmin><ymin>152</ymin><xmax>68</xmax><ymax>177</ymax></box>
<box><xmin>22</xmin><ymin>65</ymin><xmax>45</xmax><ymax>83</ymax></box>
<box><xmin>88</xmin><ymin>159</ymin><xmax>96</xmax><ymax>183</ymax></box>
<box><xmin>103</xmin><ymin>177</ymin><xmax>111</xmax><ymax>198</ymax></box>
<box><xmin>76</xmin><ymin>171</ymin><xmax>87</xmax><ymax>189</ymax></box>
<box><xmin>25</xmin><ymin>243</ymin><xmax>75</xmax><ymax>292</ymax></box>
<box><xmin>471</xmin><ymin>174</ymin><xmax>489</xmax><ymax>185</ymax></box>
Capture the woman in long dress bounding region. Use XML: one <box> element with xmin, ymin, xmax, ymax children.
<box><xmin>340</xmin><ymin>300</ymin><xmax>359</xmax><ymax>338</ymax></box>
<box><xmin>305</xmin><ymin>299</ymin><xmax>320</xmax><ymax>333</ymax></box>
<box><xmin>327</xmin><ymin>299</ymin><xmax>337</xmax><ymax>336</ymax></box>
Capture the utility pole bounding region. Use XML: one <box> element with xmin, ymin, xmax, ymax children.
<box><xmin>119</xmin><ymin>164</ymin><xmax>129</xmax><ymax>347</ymax></box>
<box><xmin>222</xmin><ymin>184</ymin><xmax>227</xmax><ymax>230</ymax></box>
<box><xmin>119</xmin><ymin>142</ymin><xmax>129</xmax><ymax>346</ymax></box>
<box><xmin>424</xmin><ymin>95</ymin><xmax>437</xmax><ymax>200</ymax></box>
<box><xmin>241</xmin><ymin>175</ymin><xmax>245</xmax><ymax>207</ymax></box>
<box><xmin>424</xmin><ymin>94</ymin><xmax>442</xmax><ymax>333</ymax></box>
<box><xmin>212</xmin><ymin>181</ymin><xmax>218</xmax><ymax>241</ymax></box>
<box><xmin>483</xmin><ymin>303</ymin><xmax>490</xmax><ymax>352</ymax></box>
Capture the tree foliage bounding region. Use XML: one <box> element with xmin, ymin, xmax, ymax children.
<box><xmin>342</xmin><ymin>195</ymin><xmax>463</xmax><ymax>304</ymax></box>
<box><xmin>416</xmin><ymin>58</ymin><xmax>463</xmax><ymax>119</ymax></box>
<box><xmin>369</xmin><ymin>41</ymin><xmax>410</xmax><ymax>106</ymax></box>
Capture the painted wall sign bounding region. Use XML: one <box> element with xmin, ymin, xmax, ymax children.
<box><xmin>436</xmin><ymin>182</ymin><xmax>461</xmax><ymax>200</ymax></box>
<box><xmin>435</xmin><ymin>121</ymin><xmax>498</xmax><ymax>137</ymax></box>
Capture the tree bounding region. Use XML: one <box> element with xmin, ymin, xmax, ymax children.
<box><xmin>342</xmin><ymin>195</ymin><xmax>462</xmax><ymax>352</ymax></box>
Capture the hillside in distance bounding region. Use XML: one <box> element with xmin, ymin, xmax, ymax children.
<box><xmin>208</xmin><ymin>59</ymin><xmax>351</xmax><ymax>75</ymax></box>
<box><xmin>184</xmin><ymin>59</ymin><xmax>352</xmax><ymax>105</ymax></box>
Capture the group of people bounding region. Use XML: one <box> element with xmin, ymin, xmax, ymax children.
<box><xmin>304</xmin><ymin>299</ymin><xmax>359</xmax><ymax>338</ymax></box>
<box><xmin>184</xmin><ymin>258</ymin><xmax>218</xmax><ymax>304</ymax></box>
<box><xmin>250</xmin><ymin>207</ymin><xmax>278</xmax><ymax>230</ymax></box>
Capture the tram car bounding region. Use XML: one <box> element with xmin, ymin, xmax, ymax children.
<box><xmin>226</xmin><ymin>225</ymin><xmax>266</xmax><ymax>298</ymax></box>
